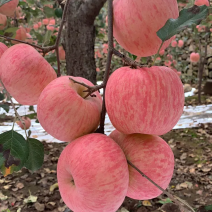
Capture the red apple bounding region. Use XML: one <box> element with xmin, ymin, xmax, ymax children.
<box><xmin>0</xmin><ymin>42</ymin><xmax>8</xmax><ymax>58</ymax></box>
<box><xmin>171</xmin><ymin>40</ymin><xmax>177</xmax><ymax>47</ymax></box>
<box><xmin>178</xmin><ymin>40</ymin><xmax>184</xmax><ymax>48</ymax></box>
<box><xmin>42</xmin><ymin>18</ymin><xmax>49</xmax><ymax>25</ymax></box>
<box><xmin>109</xmin><ymin>130</ymin><xmax>174</xmax><ymax>200</ymax></box>
<box><xmin>159</xmin><ymin>49</ymin><xmax>165</xmax><ymax>56</ymax></box>
<box><xmin>194</xmin><ymin>0</ymin><xmax>209</xmax><ymax>6</ymax></box>
<box><xmin>47</xmin><ymin>24</ymin><xmax>54</xmax><ymax>31</ymax></box>
<box><xmin>26</xmin><ymin>33</ymin><xmax>33</xmax><ymax>44</ymax></box>
<box><xmin>0</xmin><ymin>0</ymin><xmax>19</xmax><ymax>16</ymax></box>
<box><xmin>113</xmin><ymin>0</ymin><xmax>179</xmax><ymax>57</ymax></box>
<box><xmin>0</xmin><ymin>13</ymin><xmax>7</xmax><ymax>30</ymax></box>
<box><xmin>190</xmin><ymin>52</ymin><xmax>200</xmax><ymax>62</ymax></box>
<box><xmin>33</xmin><ymin>24</ymin><xmax>39</xmax><ymax>30</ymax></box>
<box><xmin>16</xmin><ymin>117</ymin><xmax>31</xmax><ymax>130</ymax></box>
<box><xmin>105</xmin><ymin>66</ymin><xmax>184</xmax><ymax>135</ymax></box>
<box><xmin>0</xmin><ymin>44</ymin><xmax>57</xmax><ymax>105</ymax></box>
<box><xmin>37</xmin><ymin>76</ymin><xmax>102</xmax><ymax>142</ymax></box>
<box><xmin>57</xmin><ymin>133</ymin><xmax>129</xmax><ymax>212</ymax></box>
<box><xmin>58</xmin><ymin>46</ymin><xmax>65</xmax><ymax>61</ymax></box>
<box><xmin>11</xmin><ymin>26</ymin><xmax>27</xmax><ymax>44</ymax></box>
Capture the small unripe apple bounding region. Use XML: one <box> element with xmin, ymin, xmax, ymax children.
<box><xmin>190</xmin><ymin>52</ymin><xmax>200</xmax><ymax>62</ymax></box>
<box><xmin>178</xmin><ymin>40</ymin><xmax>184</xmax><ymax>48</ymax></box>
<box><xmin>0</xmin><ymin>44</ymin><xmax>57</xmax><ymax>105</ymax></box>
<box><xmin>0</xmin><ymin>0</ymin><xmax>19</xmax><ymax>16</ymax></box>
<box><xmin>16</xmin><ymin>117</ymin><xmax>31</xmax><ymax>130</ymax></box>
<box><xmin>109</xmin><ymin>130</ymin><xmax>174</xmax><ymax>200</ymax></box>
<box><xmin>0</xmin><ymin>13</ymin><xmax>7</xmax><ymax>30</ymax></box>
<box><xmin>0</xmin><ymin>42</ymin><xmax>8</xmax><ymax>58</ymax></box>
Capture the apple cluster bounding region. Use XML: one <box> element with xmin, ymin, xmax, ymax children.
<box><xmin>0</xmin><ymin>0</ymin><xmax>185</xmax><ymax>211</ymax></box>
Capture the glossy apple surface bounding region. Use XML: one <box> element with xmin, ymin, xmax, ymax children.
<box><xmin>105</xmin><ymin>66</ymin><xmax>184</xmax><ymax>135</ymax></box>
<box><xmin>0</xmin><ymin>44</ymin><xmax>57</xmax><ymax>105</ymax></box>
<box><xmin>109</xmin><ymin>130</ymin><xmax>174</xmax><ymax>200</ymax></box>
<box><xmin>113</xmin><ymin>0</ymin><xmax>179</xmax><ymax>57</ymax></box>
<box><xmin>37</xmin><ymin>76</ymin><xmax>102</xmax><ymax>142</ymax></box>
<box><xmin>57</xmin><ymin>133</ymin><xmax>129</xmax><ymax>212</ymax></box>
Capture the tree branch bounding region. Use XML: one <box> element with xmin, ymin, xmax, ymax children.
<box><xmin>78</xmin><ymin>0</ymin><xmax>107</xmax><ymax>25</ymax></box>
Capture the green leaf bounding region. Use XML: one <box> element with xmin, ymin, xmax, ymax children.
<box><xmin>4</xmin><ymin>27</ymin><xmax>18</xmax><ymax>38</ymax></box>
<box><xmin>128</xmin><ymin>52</ymin><xmax>137</xmax><ymax>60</ymax></box>
<box><xmin>0</xmin><ymin>93</ymin><xmax>5</xmax><ymax>101</ymax></box>
<box><xmin>0</xmin><ymin>104</ymin><xmax>9</xmax><ymax>113</ymax></box>
<box><xmin>205</xmin><ymin>205</ymin><xmax>212</xmax><ymax>211</ymax></box>
<box><xmin>55</xmin><ymin>8</ymin><xmax>63</xmax><ymax>18</ymax></box>
<box><xmin>158</xmin><ymin>198</ymin><xmax>172</xmax><ymax>205</ymax></box>
<box><xmin>157</xmin><ymin>5</ymin><xmax>209</xmax><ymax>42</ymax></box>
<box><xmin>0</xmin><ymin>0</ymin><xmax>12</xmax><ymax>7</ymax></box>
<box><xmin>26</xmin><ymin>112</ymin><xmax>37</xmax><ymax>119</ymax></box>
<box><xmin>24</xmin><ymin>138</ymin><xmax>44</xmax><ymax>172</ymax></box>
<box><xmin>0</xmin><ymin>130</ymin><xmax>28</xmax><ymax>174</ymax></box>
<box><xmin>43</xmin><ymin>30</ymin><xmax>53</xmax><ymax>46</ymax></box>
<box><xmin>43</xmin><ymin>6</ymin><xmax>55</xmax><ymax>18</ymax></box>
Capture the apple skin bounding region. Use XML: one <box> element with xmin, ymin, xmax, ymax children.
<box><xmin>109</xmin><ymin>130</ymin><xmax>174</xmax><ymax>200</ymax></box>
<box><xmin>37</xmin><ymin>76</ymin><xmax>102</xmax><ymax>142</ymax></box>
<box><xmin>0</xmin><ymin>13</ymin><xmax>7</xmax><ymax>30</ymax></box>
<box><xmin>0</xmin><ymin>42</ymin><xmax>8</xmax><ymax>58</ymax></box>
<box><xmin>58</xmin><ymin>46</ymin><xmax>65</xmax><ymax>61</ymax></box>
<box><xmin>11</xmin><ymin>26</ymin><xmax>27</xmax><ymax>44</ymax></box>
<box><xmin>171</xmin><ymin>40</ymin><xmax>177</xmax><ymax>47</ymax></box>
<box><xmin>190</xmin><ymin>52</ymin><xmax>200</xmax><ymax>62</ymax></box>
<box><xmin>178</xmin><ymin>40</ymin><xmax>184</xmax><ymax>48</ymax></box>
<box><xmin>0</xmin><ymin>0</ymin><xmax>19</xmax><ymax>16</ymax></box>
<box><xmin>17</xmin><ymin>117</ymin><xmax>31</xmax><ymax>130</ymax></box>
<box><xmin>194</xmin><ymin>0</ymin><xmax>209</xmax><ymax>6</ymax></box>
<box><xmin>113</xmin><ymin>0</ymin><xmax>179</xmax><ymax>57</ymax></box>
<box><xmin>105</xmin><ymin>66</ymin><xmax>184</xmax><ymax>135</ymax></box>
<box><xmin>57</xmin><ymin>133</ymin><xmax>129</xmax><ymax>212</ymax></box>
<box><xmin>0</xmin><ymin>44</ymin><xmax>57</xmax><ymax>105</ymax></box>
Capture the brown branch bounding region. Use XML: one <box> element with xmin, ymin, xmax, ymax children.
<box><xmin>113</xmin><ymin>48</ymin><xmax>146</xmax><ymax>68</ymax></box>
<box><xmin>0</xmin><ymin>35</ymin><xmax>44</xmax><ymax>50</ymax></box>
<box><xmin>0</xmin><ymin>80</ymin><xmax>28</xmax><ymax>138</ymax></box>
<box><xmin>69</xmin><ymin>77</ymin><xmax>104</xmax><ymax>98</ymax></box>
<box><xmin>127</xmin><ymin>160</ymin><xmax>195</xmax><ymax>212</ymax></box>
<box><xmin>198</xmin><ymin>32</ymin><xmax>209</xmax><ymax>103</ymax></box>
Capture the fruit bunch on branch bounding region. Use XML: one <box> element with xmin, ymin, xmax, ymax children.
<box><xmin>0</xmin><ymin>0</ymin><xmax>210</xmax><ymax>212</ymax></box>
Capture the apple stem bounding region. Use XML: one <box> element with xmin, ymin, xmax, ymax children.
<box><xmin>112</xmin><ymin>48</ymin><xmax>145</xmax><ymax>68</ymax></box>
<box><xmin>127</xmin><ymin>160</ymin><xmax>195</xmax><ymax>212</ymax></box>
